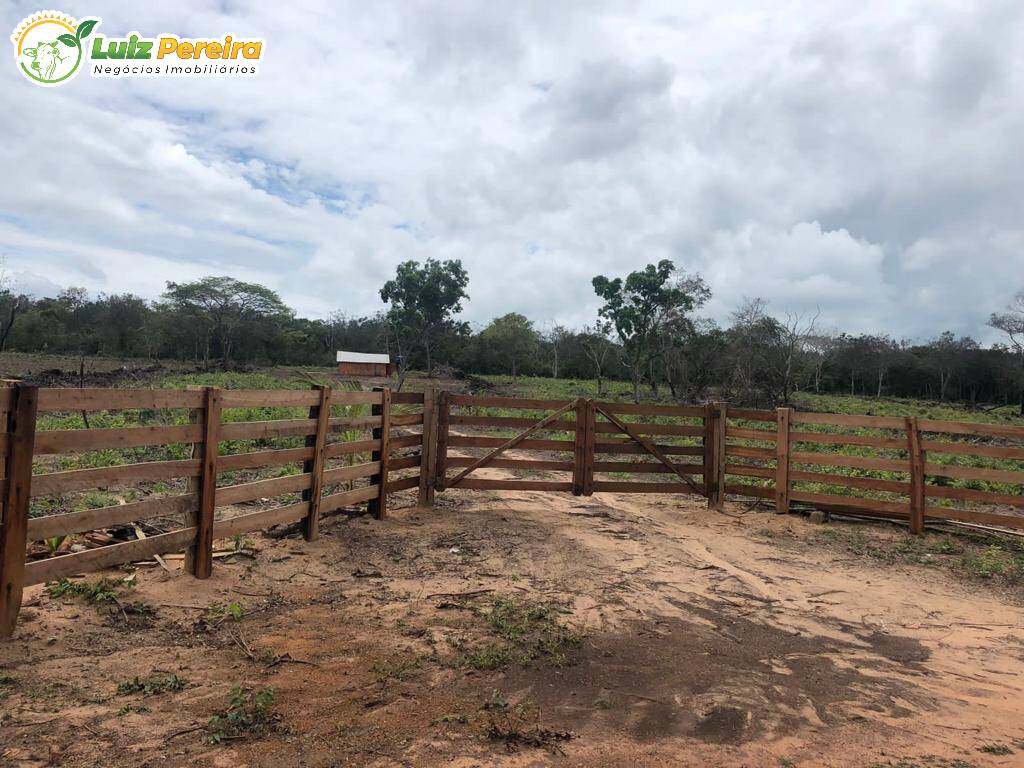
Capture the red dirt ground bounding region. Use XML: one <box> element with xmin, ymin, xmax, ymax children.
<box><xmin>2</xmin><ymin>471</ymin><xmax>1023</xmax><ymax>767</ymax></box>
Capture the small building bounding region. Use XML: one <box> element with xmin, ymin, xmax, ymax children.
<box><xmin>336</xmin><ymin>351</ymin><xmax>393</xmax><ymax>378</ymax></box>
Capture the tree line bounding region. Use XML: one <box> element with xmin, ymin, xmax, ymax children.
<box><xmin>1</xmin><ymin>264</ymin><xmax>1022</xmax><ymax>411</ymax></box>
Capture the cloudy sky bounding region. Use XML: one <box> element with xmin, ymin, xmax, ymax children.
<box><xmin>3</xmin><ymin>1</ymin><xmax>1023</xmax><ymax>341</ymax></box>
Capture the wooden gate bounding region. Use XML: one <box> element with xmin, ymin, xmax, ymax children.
<box><xmin>434</xmin><ymin>393</ymin><xmax>716</xmax><ymax>499</ymax></box>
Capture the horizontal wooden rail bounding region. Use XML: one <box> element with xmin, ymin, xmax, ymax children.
<box><xmin>924</xmin><ymin>462</ymin><xmax>1024</xmax><ymax>484</ymax></box>
<box><xmin>216</xmin><ymin>472</ymin><xmax>312</xmax><ymax>506</ymax></box>
<box><xmin>218</xmin><ymin>446</ymin><xmax>313</xmax><ymax>472</ymax></box>
<box><xmin>220</xmin><ymin>418</ymin><xmax>318</xmax><ymax>441</ymax></box>
<box><xmin>449</xmin><ymin>414</ymin><xmax>577</xmax><ymax>430</ymax></box>
<box><xmin>28</xmin><ymin>493</ymin><xmax>197</xmax><ymax>541</ymax></box>
<box><xmin>592</xmin><ymin>481</ymin><xmax>702</xmax><ymax>493</ymax></box>
<box><xmin>448</xmin><ymin>395</ymin><xmax>571</xmax><ymax>409</ymax></box>
<box><xmin>25</xmin><ymin>528</ymin><xmax>197</xmax><ymax>586</ymax></box>
<box><xmin>447</xmin><ymin>435</ymin><xmax>575</xmax><ymax>451</ymax></box>
<box><xmin>445</xmin><ymin>456</ymin><xmax>574</xmax><ymax>472</ymax></box>
<box><xmin>726</xmin><ymin>427</ymin><xmax>777</xmax><ymax>441</ymax></box>
<box><xmin>38</xmin><ymin>388</ymin><xmax>204</xmax><ymax>411</ymax></box>
<box><xmin>220</xmin><ymin>390</ymin><xmax>321</xmax><ymax>408</ymax></box>
<box><xmin>789</xmin><ymin>451</ymin><xmax>908</xmax><ymax>473</ymax></box>
<box><xmin>594</xmin><ymin>402</ymin><xmax>704</xmax><ymax>417</ymax></box>
<box><xmin>325</xmin><ymin>438</ymin><xmax>380</xmax><ymax>458</ymax></box>
<box><xmin>789</xmin><ymin>470</ymin><xmax>910</xmax><ymax>494</ymax></box>
<box><xmin>592</xmin><ymin>460</ymin><xmax>704</xmax><ymax>474</ymax></box>
<box><xmin>789</xmin><ymin>431</ymin><xmax>907</xmax><ymax>450</ymax></box>
<box><xmin>35</xmin><ymin>424</ymin><xmax>201</xmax><ymax>454</ymax></box>
<box><xmin>213</xmin><ymin>502</ymin><xmax>309</xmax><ymax>539</ymax></box>
<box><xmin>790</xmin><ymin>412</ymin><xmax>906</xmax><ymax>429</ymax></box>
<box><xmin>322</xmin><ymin>461</ymin><xmax>380</xmax><ymax>484</ymax></box>
<box><xmin>32</xmin><ymin>460</ymin><xmax>201</xmax><ymax>497</ymax></box>
<box><xmin>790</xmin><ymin>490</ymin><xmax>908</xmax><ymax>515</ymax></box>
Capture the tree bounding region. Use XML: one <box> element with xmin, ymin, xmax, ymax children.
<box><xmin>547</xmin><ymin>325</ymin><xmax>572</xmax><ymax>379</ymax></box>
<box><xmin>0</xmin><ymin>269</ymin><xmax>29</xmax><ymax>353</ymax></box>
<box><xmin>481</xmin><ymin>312</ymin><xmax>539</xmax><ymax>377</ymax></box>
<box><xmin>379</xmin><ymin>259</ymin><xmax>469</xmax><ymax>376</ymax></box>
<box><xmin>989</xmin><ymin>290</ymin><xmax>1024</xmax><ymax>414</ymax></box>
<box><xmin>592</xmin><ymin>260</ymin><xmax>709</xmax><ymax>402</ymax></box>
<box><xmin>580</xmin><ymin>322</ymin><xmax>616</xmax><ymax>396</ymax></box>
<box><xmin>162</xmin><ymin>276</ymin><xmax>291</xmax><ymax>368</ymax></box>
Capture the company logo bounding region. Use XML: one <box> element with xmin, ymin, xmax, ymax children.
<box><xmin>11</xmin><ymin>10</ymin><xmax>263</xmax><ymax>87</ymax></box>
<box><xmin>11</xmin><ymin>10</ymin><xmax>98</xmax><ymax>86</ymax></box>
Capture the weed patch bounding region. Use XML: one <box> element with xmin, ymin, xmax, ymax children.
<box><xmin>117</xmin><ymin>673</ymin><xmax>187</xmax><ymax>696</ymax></box>
<box><xmin>206</xmin><ymin>686</ymin><xmax>276</xmax><ymax>744</ymax></box>
<box><xmin>482</xmin><ymin>689</ymin><xmax>572</xmax><ymax>753</ymax></box>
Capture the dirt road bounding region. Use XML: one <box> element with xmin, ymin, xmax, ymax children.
<box><xmin>2</xmin><ymin>471</ymin><xmax>1022</xmax><ymax>767</ymax></box>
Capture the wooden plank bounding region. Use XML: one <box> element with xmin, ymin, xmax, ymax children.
<box><xmin>331</xmin><ymin>390</ymin><xmax>383</xmax><ymax>407</ymax></box>
<box><xmin>703</xmin><ymin>403</ymin><xmax>715</xmax><ymax>506</ymax></box>
<box><xmin>389</xmin><ymin>433</ymin><xmax>422</xmax><ymax>449</ymax></box>
<box><xmin>724</xmin><ymin>463</ymin><xmax>776</xmax><ymax>479</ymax></box>
<box><xmin>386</xmin><ymin>476</ymin><xmax>419</xmax><ymax>494</ymax></box>
<box><xmin>448</xmin><ymin>435</ymin><xmax>574</xmax><ymax>452</ymax></box>
<box><xmin>592</xmin><ymin>481</ymin><xmax>701</xmax><ymax>494</ymax></box>
<box><xmin>790</xmin><ymin>412</ymin><xmax>906</xmax><ymax>429</ymax></box>
<box><xmin>0</xmin><ymin>385</ymin><xmax>38</xmax><ymax>637</ymax></box>
<box><xmin>789</xmin><ymin>490</ymin><xmax>909</xmax><ymax>516</ymax></box>
<box><xmin>328</xmin><ymin>416</ymin><xmax>381</xmax><ymax>432</ymax></box>
<box><xmin>924</xmin><ymin>462</ymin><xmax>1024</xmax><ymax>484</ymax></box>
<box><xmin>28</xmin><ymin>493</ymin><xmax>197</xmax><ymax>540</ymax></box>
<box><xmin>592</xmin><ymin>460</ymin><xmax>702</xmax><ymax>474</ymax></box>
<box><xmin>593</xmin><ymin>422</ymin><xmax>703</xmax><ymax>437</ymax></box>
<box><xmin>31</xmin><ymin>459</ymin><xmax>201</xmax><ymax>497</ymax></box>
<box><xmin>725</xmin><ymin>408</ymin><xmax>776</xmax><ymax>422</ymax></box>
<box><xmin>391</xmin><ymin>392</ymin><xmax>425</xmax><ymax>405</ymax></box>
<box><xmin>573</xmin><ymin>399</ymin><xmax>587</xmax><ymax>495</ymax></box>
<box><xmin>455</xmin><ymin>479</ymin><xmax>575</xmax><ymax>492</ymax></box>
<box><xmin>368</xmin><ymin>389</ymin><xmax>391</xmax><ymax>519</ymax></box>
<box><xmin>34</xmin><ymin>423</ymin><xmax>201</xmax><ymax>455</ymax></box>
<box><xmin>418</xmin><ymin>388</ymin><xmax>437</xmax><ymax>506</ymax></box>
<box><xmin>213</xmin><ymin>501</ymin><xmax>309</xmax><ymax>539</ymax></box>
<box><xmin>789</xmin><ymin>451</ymin><xmax>908</xmax><ymax>473</ymax></box>
<box><xmin>449</xmin><ymin>414</ymin><xmax>577</xmax><ymax>430</ymax></box>
<box><xmin>389</xmin><ymin>413</ymin><xmax>423</xmax><ymax>428</ymax></box>
<box><xmin>219</xmin><ymin>390</ymin><xmax>320</xmax><ymax>408</ymax></box>
<box><xmin>925</xmin><ymin>484</ymin><xmax>1024</xmax><ymax>507</ymax></box>
<box><xmin>37</xmin><ymin>388</ymin><xmax>204</xmax><ymax>412</ymax></box>
<box><xmin>302</xmin><ymin>385</ymin><xmax>331</xmax><ymax>541</ymax></box>
<box><xmin>924</xmin><ymin>506</ymin><xmax>1024</xmax><ymax>529</ymax></box>
<box><xmin>789</xmin><ymin>431</ymin><xmax>907</xmax><ymax>450</ymax></box>
<box><xmin>775</xmin><ymin>407</ymin><xmax>791</xmax><ymax>515</ymax></box>
<box><xmin>220</xmin><ymin>418</ymin><xmax>318</xmax><ymax>441</ymax></box>
<box><xmin>0</xmin><ymin>387</ymin><xmax>13</xmax><ymax>412</ymax></box>
<box><xmin>715</xmin><ymin>403</ymin><xmax>727</xmax><ymax>509</ymax></box>
<box><xmin>321</xmin><ymin>484</ymin><xmax>379</xmax><ymax>514</ymax></box>
<box><xmin>723</xmin><ymin>482</ymin><xmax>774</xmax><ymax>499</ymax></box>
<box><xmin>789</xmin><ymin>470</ymin><xmax>909</xmax><ymax>495</ymax></box>
<box><xmin>216</xmin><ymin>473</ymin><xmax>311</xmax><ymax>506</ymax></box>
<box><xmin>322</xmin><ymin>461</ymin><xmax>380</xmax><ymax>485</ymax></box>
<box><xmin>725</xmin><ymin>444</ymin><xmax>775</xmax><ymax>460</ymax></box>
<box><xmin>918</xmin><ymin>419</ymin><xmax>1024</xmax><ymax>439</ymax></box>
<box><xmin>726</xmin><ymin>426</ymin><xmax>777</xmax><ymax>442</ymax></box>
<box><xmin>920</xmin><ymin>440</ymin><xmax>1024</xmax><ymax>460</ymax></box>
<box><xmin>190</xmin><ymin>387</ymin><xmax>220</xmax><ymax>579</ymax></box>
<box><xmin>389</xmin><ymin>455</ymin><xmax>422</xmax><ymax>471</ymax></box>
<box><xmin>448</xmin><ymin>400</ymin><xmax>578</xmax><ymax>488</ymax></box>
<box><xmin>594</xmin><ymin>401</ymin><xmax>704</xmax><ymax>417</ymax></box>
<box><xmin>218</xmin><ymin>446</ymin><xmax>313</xmax><ymax>472</ymax></box>
<box><xmin>906</xmin><ymin>417</ymin><xmax>925</xmax><ymax>535</ymax></box>
<box><xmin>24</xmin><ymin>528</ymin><xmax>196</xmax><ymax>586</ymax></box>
<box><xmin>583</xmin><ymin>399</ymin><xmax>595</xmax><ymax>496</ymax></box>
<box><xmin>324</xmin><ymin>438</ymin><xmax>379</xmax><ymax>458</ymax></box>
<box><xmin>446</xmin><ymin>457</ymin><xmax>574</xmax><ymax>471</ymax></box>
<box><xmin>592</xmin><ymin>404</ymin><xmax>706</xmax><ymax>497</ymax></box>
<box><xmin>448</xmin><ymin>395</ymin><xmax>571</xmax><ymax>409</ymax></box>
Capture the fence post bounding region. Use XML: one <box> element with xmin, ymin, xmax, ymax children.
<box><xmin>187</xmin><ymin>386</ymin><xmax>220</xmax><ymax>579</ymax></box>
<box><xmin>434</xmin><ymin>391</ymin><xmax>450</xmax><ymax>491</ymax></box>
<box><xmin>906</xmin><ymin>416</ymin><xmax>925</xmax><ymax>535</ymax></box>
<box><xmin>703</xmin><ymin>402</ymin><xmax>717</xmax><ymax>507</ymax></box>
<box><xmin>0</xmin><ymin>383</ymin><xmax>38</xmax><ymax>638</ymax></box>
<box><xmin>714</xmin><ymin>402</ymin><xmax>727</xmax><ymax>510</ymax></box>
<box><xmin>368</xmin><ymin>388</ymin><xmax>391</xmax><ymax>519</ymax></box>
<box><xmin>418</xmin><ymin>387</ymin><xmax>437</xmax><ymax>506</ymax></box>
<box><xmin>572</xmin><ymin>398</ymin><xmax>587</xmax><ymax>496</ymax></box>
<box><xmin>775</xmin><ymin>406</ymin><xmax>792</xmax><ymax>515</ymax></box>
<box><xmin>302</xmin><ymin>384</ymin><xmax>331</xmax><ymax>540</ymax></box>
<box><xmin>583</xmin><ymin>399</ymin><xmax>595</xmax><ymax>496</ymax></box>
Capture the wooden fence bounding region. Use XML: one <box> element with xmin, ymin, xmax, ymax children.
<box><xmin>2</xmin><ymin>384</ymin><xmax>1023</xmax><ymax>637</ymax></box>
<box><xmin>0</xmin><ymin>383</ymin><xmax>436</xmax><ymax>636</ymax></box>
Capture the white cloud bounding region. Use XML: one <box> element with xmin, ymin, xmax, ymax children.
<box><xmin>2</xmin><ymin>0</ymin><xmax>1023</xmax><ymax>342</ymax></box>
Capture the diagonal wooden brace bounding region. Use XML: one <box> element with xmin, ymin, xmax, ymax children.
<box><xmin>592</xmin><ymin>403</ymin><xmax>707</xmax><ymax>497</ymax></box>
<box><xmin>447</xmin><ymin>399</ymin><xmax>579</xmax><ymax>487</ymax></box>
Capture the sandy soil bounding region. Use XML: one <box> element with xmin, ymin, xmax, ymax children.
<box><xmin>2</xmin><ymin>461</ymin><xmax>1023</xmax><ymax>767</ymax></box>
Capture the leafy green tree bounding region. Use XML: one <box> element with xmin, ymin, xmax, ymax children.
<box><xmin>161</xmin><ymin>276</ymin><xmax>292</xmax><ymax>368</ymax></box>
<box><xmin>379</xmin><ymin>259</ymin><xmax>469</xmax><ymax>375</ymax></box>
<box><xmin>481</xmin><ymin>312</ymin><xmax>540</xmax><ymax>377</ymax></box>
<box><xmin>592</xmin><ymin>260</ymin><xmax>709</xmax><ymax>401</ymax></box>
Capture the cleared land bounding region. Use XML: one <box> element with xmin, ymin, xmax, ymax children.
<box><xmin>1</xmin><ymin>355</ymin><xmax>1023</xmax><ymax>766</ymax></box>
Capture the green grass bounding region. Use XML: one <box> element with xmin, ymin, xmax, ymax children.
<box><xmin>452</xmin><ymin>597</ymin><xmax>581</xmax><ymax>671</ymax></box>
<box><xmin>117</xmin><ymin>673</ymin><xmax>187</xmax><ymax>696</ymax></box>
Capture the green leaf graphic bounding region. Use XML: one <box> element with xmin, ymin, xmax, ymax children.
<box><xmin>58</xmin><ymin>33</ymin><xmax>77</xmax><ymax>47</ymax></box>
<box><xmin>76</xmin><ymin>19</ymin><xmax>98</xmax><ymax>40</ymax></box>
